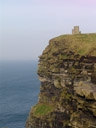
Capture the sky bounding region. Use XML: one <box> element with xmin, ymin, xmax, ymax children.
<box><xmin>0</xmin><ymin>0</ymin><xmax>96</xmax><ymax>60</ymax></box>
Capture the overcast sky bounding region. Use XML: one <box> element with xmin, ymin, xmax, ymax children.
<box><xmin>0</xmin><ymin>0</ymin><xmax>96</xmax><ymax>60</ymax></box>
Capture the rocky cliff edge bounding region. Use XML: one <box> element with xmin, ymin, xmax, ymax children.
<box><xmin>26</xmin><ymin>33</ymin><xmax>96</xmax><ymax>128</ymax></box>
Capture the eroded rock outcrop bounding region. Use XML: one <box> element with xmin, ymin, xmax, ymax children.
<box><xmin>26</xmin><ymin>33</ymin><xmax>96</xmax><ymax>128</ymax></box>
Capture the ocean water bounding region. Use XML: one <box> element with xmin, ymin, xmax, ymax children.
<box><xmin>0</xmin><ymin>60</ymin><xmax>40</xmax><ymax>128</ymax></box>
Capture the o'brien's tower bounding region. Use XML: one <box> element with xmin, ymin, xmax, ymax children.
<box><xmin>72</xmin><ymin>26</ymin><xmax>81</xmax><ymax>34</ymax></box>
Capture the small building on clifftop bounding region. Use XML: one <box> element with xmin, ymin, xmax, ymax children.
<box><xmin>72</xmin><ymin>26</ymin><xmax>81</xmax><ymax>34</ymax></box>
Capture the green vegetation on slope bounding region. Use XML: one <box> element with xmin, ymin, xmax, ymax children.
<box><xmin>33</xmin><ymin>103</ymin><xmax>54</xmax><ymax>117</ymax></box>
<box><xmin>42</xmin><ymin>33</ymin><xmax>96</xmax><ymax>57</ymax></box>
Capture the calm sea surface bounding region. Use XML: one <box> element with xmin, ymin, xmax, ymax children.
<box><xmin>0</xmin><ymin>60</ymin><xmax>40</xmax><ymax>128</ymax></box>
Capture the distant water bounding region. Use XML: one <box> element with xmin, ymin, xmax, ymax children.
<box><xmin>0</xmin><ymin>60</ymin><xmax>40</xmax><ymax>128</ymax></box>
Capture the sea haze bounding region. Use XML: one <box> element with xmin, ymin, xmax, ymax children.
<box><xmin>0</xmin><ymin>60</ymin><xmax>40</xmax><ymax>128</ymax></box>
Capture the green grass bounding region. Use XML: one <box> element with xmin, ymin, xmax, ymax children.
<box><xmin>77</xmin><ymin>50</ymin><xmax>85</xmax><ymax>55</ymax></box>
<box><xmin>48</xmin><ymin>33</ymin><xmax>96</xmax><ymax>57</ymax></box>
<box><xmin>33</xmin><ymin>103</ymin><xmax>54</xmax><ymax>117</ymax></box>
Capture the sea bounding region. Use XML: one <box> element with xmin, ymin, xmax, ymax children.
<box><xmin>0</xmin><ymin>60</ymin><xmax>40</xmax><ymax>128</ymax></box>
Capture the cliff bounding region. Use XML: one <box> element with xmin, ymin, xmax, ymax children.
<box><xmin>26</xmin><ymin>33</ymin><xmax>96</xmax><ymax>128</ymax></box>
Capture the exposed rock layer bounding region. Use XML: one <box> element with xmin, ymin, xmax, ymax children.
<box><xmin>26</xmin><ymin>34</ymin><xmax>96</xmax><ymax>128</ymax></box>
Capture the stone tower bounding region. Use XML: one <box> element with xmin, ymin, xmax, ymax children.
<box><xmin>72</xmin><ymin>26</ymin><xmax>81</xmax><ymax>34</ymax></box>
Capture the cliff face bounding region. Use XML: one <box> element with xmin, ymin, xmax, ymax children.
<box><xmin>26</xmin><ymin>34</ymin><xmax>96</xmax><ymax>128</ymax></box>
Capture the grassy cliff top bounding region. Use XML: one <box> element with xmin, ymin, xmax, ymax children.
<box><xmin>42</xmin><ymin>33</ymin><xmax>96</xmax><ymax>58</ymax></box>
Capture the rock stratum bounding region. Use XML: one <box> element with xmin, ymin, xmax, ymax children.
<box><xmin>26</xmin><ymin>33</ymin><xmax>96</xmax><ymax>128</ymax></box>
